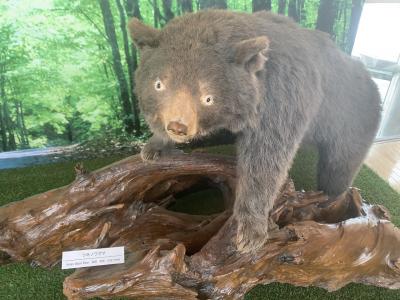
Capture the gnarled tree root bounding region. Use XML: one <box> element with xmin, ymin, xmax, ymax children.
<box><xmin>0</xmin><ymin>153</ymin><xmax>399</xmax><ymax>299</ymax></box>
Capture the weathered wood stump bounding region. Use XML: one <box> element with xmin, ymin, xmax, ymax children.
<box><xmin>0</xmin><ymin>153</ymin><xmax>399</xmax><ymax>299</ymax></box>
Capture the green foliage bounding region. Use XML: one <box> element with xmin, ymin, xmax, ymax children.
<box><xmin>0</xmin><ymin>0</ymin><xmax>129</xmax><ymax>149</ymax></box>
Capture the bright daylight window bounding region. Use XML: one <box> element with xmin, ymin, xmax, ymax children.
<box><xmin>352</xmin><ymin>0</ymin><xmax>400</xmax><ymax>140</ymax></box>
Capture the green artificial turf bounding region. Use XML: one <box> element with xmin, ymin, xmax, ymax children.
<box><xmin>0</xmin><ymin>146</ymin><xmax>399</xmax><ymax>300</ymax></box>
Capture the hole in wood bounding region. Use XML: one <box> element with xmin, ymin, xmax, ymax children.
<box><xmin>167</xmin><ymin>179</ymin><xmax>226</xmax><ymax>215</ymax></box>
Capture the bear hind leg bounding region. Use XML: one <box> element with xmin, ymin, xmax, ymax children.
<box><xmin>316</xmin><ymin>141</ymin><xmax>370</xmax><ymax>197</ymax></box>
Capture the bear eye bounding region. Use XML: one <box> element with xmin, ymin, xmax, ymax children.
<box><xmin>154</xmin><ymin>79</ymin><xmax>165</xmax><ymax>91</ymax></box>
<box><xmin>201</xmin><ymin>95</ymin><xmax>214</xmax><ymax>106</ymax></box>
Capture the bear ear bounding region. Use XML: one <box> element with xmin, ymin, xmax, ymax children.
<box><xmin>128</xmin><ymin>18</ymin><xmax>160</xmax><ymax>49</ymax></box>
<box><xmin>233</xmin><ymin>36</ymin><xmax>270</xmax><ymax>73</ymax></box>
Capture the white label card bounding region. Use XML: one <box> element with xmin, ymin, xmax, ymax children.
<box><xmin>61</xmin><ymin>246</ymin><xmax>124</xmax><ymax>269</ymax></box>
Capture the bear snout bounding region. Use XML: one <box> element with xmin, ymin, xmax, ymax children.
<box><xmin>167</xmin><ymin>121</ymin><xmax>188</xmax><ymax>136</ymax></box>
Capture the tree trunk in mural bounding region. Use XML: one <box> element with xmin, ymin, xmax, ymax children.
<box><xmin>0</xmin><ymin>106</ymin><xmax>7</xmax><ymax>151</ymax></box>
<box><xmin>162</xmin><ymin>0</ymin><xmax>175</xmax><ymax>23</ymax></box>
<box><xmin>278</xmin><ymin>0</ymin><xmax>286</xmax><ymax>15</ymax></box>
<box><xmin>116</xmin><ymin>0</ymin><xmax>141</xmax><ymax>135</ymax></box>
<box><xmin>13</xmin><ymin>101</ymin><xmax>28</xmax><ymax>147</ymax></box>
<box><xmin>3</xmin><ymin>102</ymin><xmax>16</xmax><ymax>151</ymax></box>
<box><xmin>125</xmin><ymin>0</ymin><xmax>142</xmax><ymax>19</ymax></box>
<box><xmin>125</xmin><ymin>0</ymin><xmax>143</xmax><ymax>135</ymax></box>
<box><xmin>0</xmin><ymin>68</ymin><xmax>8</xmax><ymax>151</ymax></box>
<box><xmin>0</xmin><ymin>72</ymin><xmax>16</xmax><ymax>151</ymax></box>
<box><xmin>288</xmin><ymin>0</ymin><xmax>298</xmax><ymax>21</ymax></box>
<box><xmin>152</xmin><ymin>0</ymin><xmax>161</xmax><ymax>27</ymax></box>
<box><xmin>252</xmin><ymin>0</ymin><xmax>272</xmax><ymax>12</ymax></box>
<box><xmin>288</xmin><ymin>0</ymin><xmax>305</xmax><ymax>23</ymax></box>
<box><xmin>125</xmin><ymin>0</ymin><xmax>141</xmax><ymax>74</ymax></box>
<box><xmin>17</xmin><ymin>101</ymin><xmax>29</xmax><ymax>147</ymax></box>
<box><xmin>99</xmin><ymin>0</ymin><xmax>135</xmax><ymax>134</ymax></box>
<box><xmin>316</xmin><ymin>0</ymin><xmax>338</xmax><ymax>37</ymax></box>
<box><xmin>199</xmin><ymin>0</ymin><xmax>227</xmax><ymax>10</ymax></box>
<box><xmin>180</xmin><ymin>0</ymin><xmax>193</xmax><ymax>13</ymax></box>
<box><xmin>346</xmin><ymin>0</ymin><xmax>364</xmax><ymax>54</ymax></box>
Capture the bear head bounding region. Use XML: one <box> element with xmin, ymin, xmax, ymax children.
<box><xmin>128</xmin><ymin>16</ymin><xmax>269</xmax><ymax>143</ymax></box>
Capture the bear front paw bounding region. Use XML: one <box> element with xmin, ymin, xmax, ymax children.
<box><xmin>236</xmin><ymin>217</ymin><xmax>269</xmax><ymax>253</ymax></box>
<box><xmin>140</xmin><ymin>144</ymin><xmax>162</xmax><ymax>162</ymax></box>
<box><xmin>140</xmin><ymin>144</ymin><xmax>184</xmax><ymax>162</ymax></box>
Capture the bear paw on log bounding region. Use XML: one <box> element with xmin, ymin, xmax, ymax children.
<box><xmin>0</xmin><ymin>153</ymin><xmax>399</xmax><ymax>300</ymax></box>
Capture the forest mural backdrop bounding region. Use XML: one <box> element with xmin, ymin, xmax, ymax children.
<box><xmin>0</xmin><ymin>0</ymin><xmax>364</xmax><ymax>151</ymax></box>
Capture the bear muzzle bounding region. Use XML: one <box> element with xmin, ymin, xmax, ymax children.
<box><xmin>160</xmin><ymin>91</ymin><xmax>198</xmax><ymax>142</ymax></box>
<box><xmin>167</xmin><ymin>121</ymin><xmax>188</xmax><ymax>136</ymax></box>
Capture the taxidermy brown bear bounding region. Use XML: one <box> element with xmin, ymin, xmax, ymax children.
<box><xmin>128</xmin><ymin>10</ymin><xmax>381</xmax><ymax>252</ymax></box>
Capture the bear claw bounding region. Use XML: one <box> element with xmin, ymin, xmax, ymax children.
<box><xmin>140</xmin><ymin>145</ymin><xmax>184</xmax><ymax>162</ymax></box>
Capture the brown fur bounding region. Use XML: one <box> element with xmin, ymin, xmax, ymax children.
<box><xmin>128</xmin><ymin>10</ymin><xmax>381</xmax><ymax>252</ymax></box>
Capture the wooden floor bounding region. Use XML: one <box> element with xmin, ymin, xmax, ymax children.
<box><xmin>365</xmin><ymin>140</ymin><xmax>400</xmax><ymax>193</ymax></box>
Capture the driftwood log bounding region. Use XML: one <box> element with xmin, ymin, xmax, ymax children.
<box><xmin>0</xmin><ymin>153</ymin><xmax>399</xmax><ymax>299</ymax></box>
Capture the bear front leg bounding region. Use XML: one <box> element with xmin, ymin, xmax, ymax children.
<box><xmin>234</xmin><ymin>127</ymin><xmax>304</xmax><ymax>253</ymax></box>
<box><xmin>141</xmin><ymin>134</ymin><xmax>180</xmax><ymax>161</ymax></box>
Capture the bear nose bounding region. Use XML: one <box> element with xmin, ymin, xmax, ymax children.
<box><xmin>167</xmin><ymin>121</ymin><xmax>188</xmax><ymax>136</ymax></box>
